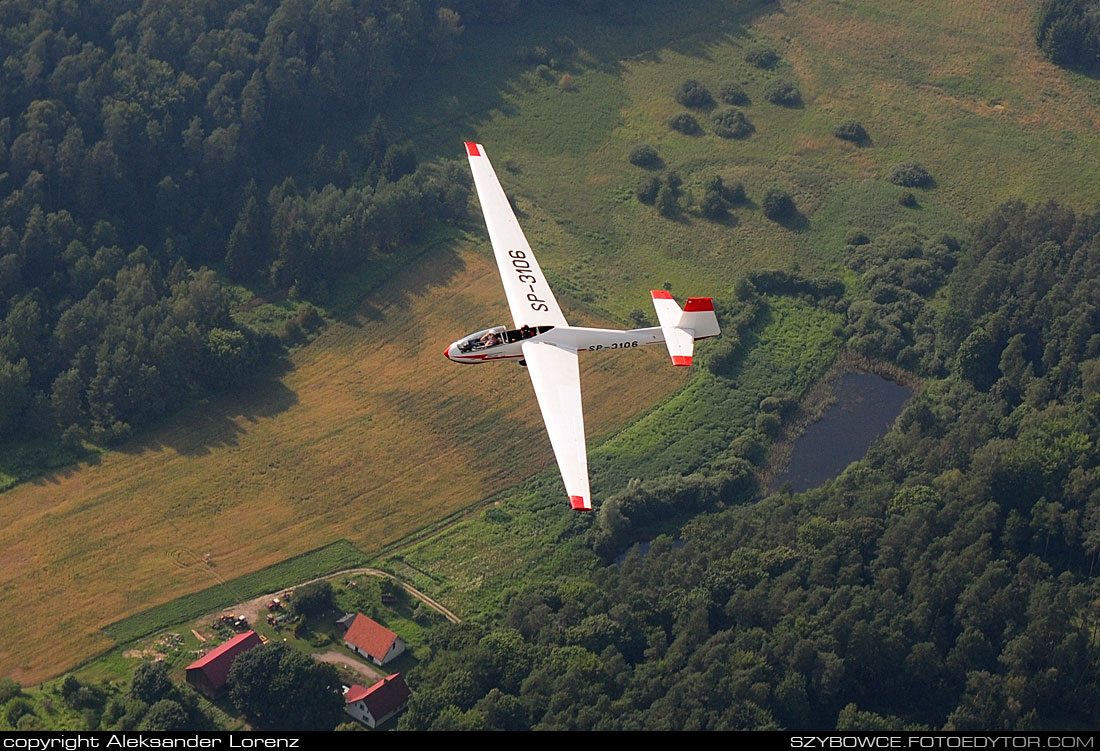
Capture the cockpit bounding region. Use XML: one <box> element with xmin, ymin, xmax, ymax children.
<box><xmin>455</xmin><ymin>325</ymin><xmax>554</xmax><ymax>353</ymax></box>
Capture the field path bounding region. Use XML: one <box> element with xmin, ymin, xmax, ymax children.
<box><xmin>0</xmin><ymin>246</ymin><xmax>685</xmax><ymax>683</ymax></box>
<box><xmin>231</xmin><ymin>568</ymin><xmax>461</xmax><ymax>625</ymax></box>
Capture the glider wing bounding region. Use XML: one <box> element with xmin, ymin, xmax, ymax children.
<box><xmin>520</xmin><ymin>340</ymin><xmax>591</xmax><ymax>511</ymax></box>
<box><xmin>465</xmin><ymin>142</ymin><xmax>569</xmax><ymax>328</ymax></box>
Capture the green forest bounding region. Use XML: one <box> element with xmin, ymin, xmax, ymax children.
<box><xmin>0</xmin><ymin>0</ymin><xmax>478</xmax><ymax>453</ymax></box>
<box><xmin>2</xmin><ymin>0</ymin><xmax>1100</xmax><ymax>734</ymax></box>
<box><xmin>398</xmin><ymin>201</ymin><xmax>1100</xmax><ymax>731</ymax></box>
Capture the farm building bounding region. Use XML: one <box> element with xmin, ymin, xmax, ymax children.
<box><xmin>185</xmin><ymin>630</ymin><xmax>261</xmax><ymax>698</ymax></box>
<box><xmin>343</xmin><ymin>613</ymin><xmax>405</xmax><ymax>666</ymax></box>
<box><xmin>344</xmin><ymin>674</ymin><xmax>411</xmax><ymax>729</ymax></box>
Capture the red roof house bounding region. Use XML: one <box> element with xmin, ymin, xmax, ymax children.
<box><xmin>185</xmin><ymin>630</ymin><xmax>262</xmax><ymax>697</ymax></box>
<box><xmin>343</xmin><ymin>614</ymin><xmax>405</xmax><ymax>666</ymax></box>
<box><xmin>344</xmin><ymin>674</ymin><xmax>412</xmax><ymax>728</ymax></box>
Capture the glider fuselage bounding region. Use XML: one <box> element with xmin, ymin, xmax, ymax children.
<box><xmin>444</xmin><ymin>324</ymin><xmax>666</xmax><ymax>364</ymax></box>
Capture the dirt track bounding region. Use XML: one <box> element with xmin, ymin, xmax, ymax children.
<box><xmin>227</xmin><ymin>567</ymin><xmax>461</xmax><ymax>626</ymax></box>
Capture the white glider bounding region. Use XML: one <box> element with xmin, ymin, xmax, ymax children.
<box><xmin>444</xmin><ymin>142</ymin><xmax>720</xmax><ymax>511</ymax></box>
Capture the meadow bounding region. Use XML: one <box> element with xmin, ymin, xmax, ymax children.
<box><xmin>4</xmin><ymin>0</ymin><xmax>1100</xmax><ymax>684</ymax></box>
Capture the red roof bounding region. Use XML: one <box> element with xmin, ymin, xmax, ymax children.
<box><xmin>348</xmin><ymin>674</ymin><xmax>411</xmax><ymax>720</ymax></box>
<box><xmin>185</xmin><ymin>630</ymin><xmax>261</xmax><ymax>689</ymax></box>
<box><xmin>344</xmin><ymin>614</ymin><xmax>399</xmax><ymax>661</ymax></box>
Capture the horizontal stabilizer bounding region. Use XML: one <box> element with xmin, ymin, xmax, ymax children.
<box><xmin>651</xmin><ymin>290</ymin><xmax>720</xmax><ymax>366</ymax></box>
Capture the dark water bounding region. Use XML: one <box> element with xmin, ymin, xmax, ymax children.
<box><xmin>771</xmin><ymin>372</ymin><xmax>913</xmax><ymax>493</ymax></box>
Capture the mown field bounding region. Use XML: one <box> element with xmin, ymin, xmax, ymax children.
<box><xmin>5</xmin><ymin>0</ymin><xmax>1100</xmax><ymax>684</ymax></box>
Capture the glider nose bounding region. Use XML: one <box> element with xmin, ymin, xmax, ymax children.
<box><xmin>443</xmin><ymin>343</ymin><xmax>454</xmax><ymax>361</ymax></box>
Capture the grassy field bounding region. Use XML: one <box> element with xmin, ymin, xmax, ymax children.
<box><xmin>387</xmin><ymin>296</ymin><xmax>843</xmax><ymax>614</ymax></box>
<box><xmin>5</xmin><ymin>0</ymin><xmax>1100</xmax><ymax>685</ymax></box>
<box><xmin>0</xmin><ymin>242</ymin><xmax>686</xmax><ymax>684</ymax></box>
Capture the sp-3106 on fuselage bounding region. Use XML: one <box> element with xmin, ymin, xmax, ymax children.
<box><xmin>444</xmin><ymin>142</ymin><xmax>720</xmax><ymax>511</ymax></box>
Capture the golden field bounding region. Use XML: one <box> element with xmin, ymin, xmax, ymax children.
<box><xmin>0</xmin><ymin>243</ymin><xmax>687</xmax><ymax>683</ymax></box>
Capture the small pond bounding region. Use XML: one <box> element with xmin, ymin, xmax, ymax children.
<box><xmin>770</xmin><ymin>372</ymin><xmax>913</xmax><ymax>493</ymax></box>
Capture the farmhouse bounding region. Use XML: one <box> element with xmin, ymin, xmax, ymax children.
<box><xmin>343</xmin><ymin>613</ymin><xmax>405</xmax><ymax>666</ymax></box>
<box><xmin>344</xmin><ymin>674</ymin><xmax>411</xmax><ymax>729</ymax></box>
<box><xmin>185</xmin><ymin>630</ymin><xmax>262</xmax><ymax>698</ymax></box>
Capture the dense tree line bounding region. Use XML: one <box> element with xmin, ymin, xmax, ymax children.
<box><xmin>0</xmin><ymin>0</ymin><xmax>482</xmax><ymax>446</ymax></box>
<box><xmin>399</xmin><ymin>201</ymin><xmax>1100</xmax><ymax>730</ymax></box>
<box><xmin>1035</xmin><ymin>0</ymin><xmax>1100</xmax><ymax>71</ymax></box>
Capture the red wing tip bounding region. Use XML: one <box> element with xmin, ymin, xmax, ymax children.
<box><xmin>464</xmin><ymin>142</ymin><xmax>482</xmax><ymax>157</ymax></box>
<box><xmin>570</xmin><ymin>495</ymin><xmax>592</xmax><ymax>511</ymax></box>
<box><xmin>651</xmin><ymin>289</ymin><xmax>674</xmax><ymax>299</ymax></box>
<box><xmin>683</xmin><ymin>297</ymin><xmax>714</xmax><ymax>312</ymax></box>
<box><xmin>672</xmin><ymin>355</ymin><xmax>693</xmax><ymax>367</ymax></box>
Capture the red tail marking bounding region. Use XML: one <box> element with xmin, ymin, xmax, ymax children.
<box><xmin>683</xmin><ymin>297</ymin><xmax>713</xmax><ymax>312</ymax></box>
<box><xmin>672</xmin><ymin>355</ymin><xmax>692</xmax><ymax>367</ymax></box>
<box><xmin>464</xmin><ymin>142</ymin><xmax>482</xmax><ymax>157</ymax></box>
<box><xmin>650</xmin><ymin>289</ymin><xmax>674</xmax><ymax>300</ymax></box>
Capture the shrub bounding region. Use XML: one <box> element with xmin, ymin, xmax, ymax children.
<box><xmin>762</xmin><ymin>188</ymin><xmax>796</xmax><ymax>220</ymax></box>
<box><xmin>674</xmin><ymin>79</ymin><xmax>713</xmax><ymax>108</ymax></box>
<box><xmin>656</xmin><ymin>185</ymin><xmax>679</xmax><ymax>217</ymax></box>
<box><xmin>628</xmin><ymin>144</ymin><xmax>660</xmax><ymax>168</ymax></box>
<box><xmin>718</xmin><ymin>80</ymin><xmax>749</xmax><ymax>105</ymax></box>
<box><xmin>699</xmin><ymin>175</ymin><xmax>742</xmax><ymax>219</ymax></box>
<box><xmin>711</xmin><ymin>108</ymin><xmax>754</xmax><ymax>138</ymax></box>
<box><xmin>763</xmin><ymin>79</ymin><xmax>801</xmax><ymax>106</ymax></box>
<box><xmin>700</xmin><ymin>190</ymin><xmax>728</xmax><ymax>219</ymax></box>
<box><xmin>899</xmin><ymin>191</ymin><xmax>918</xmax><ymax>207</ymax></box>
<box><xmin>745</xmin><ymin>45</ymin><xmax>780</xmax><ymax>69</ymax></box>
<box><xmin>722</xmin><ymin>179</ymin><xmax>746</xmax><ymax>204</ymax></box>
<box><xmin>887</xmin><ymin>162</ymin><xmax>933</xmax><ymax>187</ymax></box>
<box><xmin>834</xmin><ymin>120</ymin><xmax>869</xmax><ymax>144</ymax></box>
<box><xmin>636</xmin><ymin>175</ymin><xmax>660</xmax><ymax>205</ymax></box>
<box><xmin>668</xmin><ymin>113</ymin><xmax>702</xmax><ymax>135</ymax></box>
<box><xmin>0</xmin><ymin>678</ymin><xmax>21</xmax><ymax>704</ymax></box>
<box><xmin>558</xmin><ymin>73</ymin><xmax>575</xmax><ymax>91</ymax></box>
<box><xmin>845</xmin><ymin>230</ymin><xmax>870</xmax><ymax>246</ymax></box>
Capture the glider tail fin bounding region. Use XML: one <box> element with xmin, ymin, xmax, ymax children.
<box><xmin>651</xmin><ymin>291</ymin><xmax>721</xmax><ymax>367</ymax></box>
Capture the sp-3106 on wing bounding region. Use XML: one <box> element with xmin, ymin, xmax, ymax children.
<box><xmin>444</xmin><ymin>142</ymin><xmax>720</xmax><ymax>511</ymax></box>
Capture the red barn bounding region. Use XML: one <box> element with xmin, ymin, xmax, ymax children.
<box><xmin>344</xmin><ymin>673</ymin><xmax>412</xmax><ymax>728</ymax></box>
<box><xmin>343</xmin><ymin>614</ymin><xmax>405</xmax><ymax>666</ymax></box>
<box><xmin>185</xmin><ymin>630</ymin><xmax>261</xmax><ymax>697</ymax></box>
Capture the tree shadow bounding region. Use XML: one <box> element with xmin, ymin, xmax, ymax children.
<box><xmin>117</xmin><ymin>369</ymin><xmax>301</xmax><ymax>458</ymax></box>
<box><xmin>772</xmin><ymin>210</ymin><xmax>810</xmax><ymax>233</ymax></box>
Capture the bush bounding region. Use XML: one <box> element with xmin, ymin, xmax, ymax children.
<box><xmin>0</xmin><ymin>679</ymin><xmax>21</xmax><ymax>704</ymax></box>
<box><xmin>291</xmin><ymin>580</ymin><xmax>334</xmax><ymax>616</ymax></box>
<box><xmin>845</xmin><ymin>230</ymin><xmax>871</xmax><ymax>246</ymax></box>
<box><xmin>763</xmin><ymin>79</ymin><xmax>801</xmax><ymax>106</ymax></box>
<box><xmin>674</xmin><ymin>79</ymin><xmax>713</xmax><ymax>108</ymax></box>
<box><xmin>628</xmin><ymin>144</ymin><xmax>660</xmax><ymax>168</ymax></box>
<box><xmin>899</xmin><ymin>191</ymin><xmax>918</xmax><ymax>207</ymax></box>
<box><xmin>636</xmin><ymin>175</ymin><xmax>661</xmax><ymax>205</ymax></box>
<box><xmin>656</xmin><ymin>185</ymin><xmax>680</xmax><ymax>218</ymax></box>
<box><xmin>668</xmin><ymin>113</ymin><xmax>702</xmax><ymax>135</ymax></box>
<box><xmin>699</xmin><ymin>175</ymin><xmax>742</xmax><ymax>219</ymax></box>
<box><xmin>745</xmin><ymin>45</ymin><xmax>780</xmax><ymax>69</ymax></box>
<box><xmin>558</xmin><ymin>73</ymin><xmax>575</xmax><ymax>91</ymax></box>
<box><xmin>718</xmin><ymin>80</ymin><xmax>749</xmax><ymax>105</ymax></box>
<box><xmin>711</xmin><ymin>108</ymin><xmax>754</xmax><ymax>138</ymax></box>
<box><xmin>887</xmin><ymin>162</ymin><xmax>933</xmax><ymax>188</ymax></box>
<box><xmin>722</xmin><ymin>179</ymin><xmax>746</xmax><ymax>204</ymax></box>
<box><xmin>834</xmin><ymin>120</ymin><xmax>869</xmax><ymax>144</ymax></box>
<box><xmin>762</xmin><ymin>188</ymin><xmax>796</xmax><ymax>220</ymax></box>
